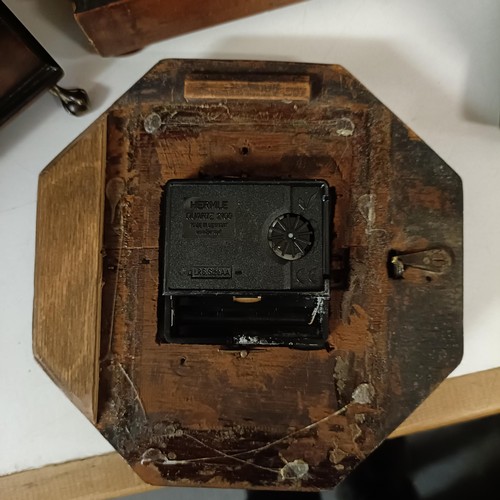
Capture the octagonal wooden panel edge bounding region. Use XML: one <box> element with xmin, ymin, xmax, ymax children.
<box><xmin>33</xmin><ymin>59</ymin><xmax>463</xmax><ymax>491</ymax></box>
<box><xmin>33</xmin><ymin>117</ymin><xmax>107</xmax><ymax>422</ymax></box>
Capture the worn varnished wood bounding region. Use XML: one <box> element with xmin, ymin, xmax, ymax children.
<box><xmin>184</xmin><ymin>75</ymin><xmax>312</xmax><ymax>102</ymax></box>
<box><xmin>33</xmin><ymin>118</ymin><xmax>106</xmax><ymax>422</ymax></box>
<box><xmin>5</xmin><ymin>367</ymin><xmax>499</xmax><ymax>498</ymax></box>
<box><xmin>32</xmin><ymin>59</ymin><xmax>462</xmax><ymax>490</ymax></box>
<box><xmin>87</xmin><ymin>60</ymin><xmax>462</xmax><ymax>489</ymax></box>
<box><xmin>73</xmin><ymin>0</ymin><xmax>302</xmax><ymax>56</ymax></box>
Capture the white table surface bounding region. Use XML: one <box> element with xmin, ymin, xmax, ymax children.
<box><xmin>1</xmin><ymin>0</ymin><xmax>499</xmax><ymax>477</ymax></box>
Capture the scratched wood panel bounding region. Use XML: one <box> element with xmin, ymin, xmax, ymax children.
<box><xmin>5</xmin><ymin>367</ymin><xmax>500</xmax><ymax>498</ymax></box>
<box><xmin>90</xmin><ymin>60</ymin><xmax>463</xmax><ymax>490</ymax></box>
<box><xmin>33</xmin><ymin>118</ymin><xmax>106</xmax><ymax>422</ymax></box>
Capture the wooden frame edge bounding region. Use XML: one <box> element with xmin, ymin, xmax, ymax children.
<box><xmin>0</xmin><ymin>453</ymin><xmax>158</xmax><ymax>500</ymax></box>
<box><xmin>32</xmin><ymin>118</ymin><xmax>107</xmax><ymax>423</ymax></box>
<box><xmin>389</xmin><ymin>366</ymin><xmax>500</xmax><ymax>438</ymax></box>
<box><xmin>2</xmin><ymin>367</ymin><xmax>500</xmax><ymax>498</ymax></box>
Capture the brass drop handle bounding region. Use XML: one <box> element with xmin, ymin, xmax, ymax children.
<box><xmin>50</xmin><ymin>85</ymin><xmax>89</xmax><ymax>116</ymax></box>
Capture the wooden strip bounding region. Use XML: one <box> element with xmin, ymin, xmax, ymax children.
<box><xmin>390</xmin><ymin>367</ymin><xmax>500</xmax><ymax>438</ymax></box>
<box><xmin>33</xmin><ymin>119</ymin><xmax>106</xmax><ymax>422</ymax></box>
<box><xmin>0</xmin><ymin>454</ymin><xmax>158</xmax><ymax>500</ymax></box>
<box><xmin>184</xmin><ymin>76</ymin><xmax>311</xmax><ymax>102</ymax></box>
<box><xmin>3</xmin><ymin>368</ymin><xmax>500</xmax><ymax>498</ymax></box>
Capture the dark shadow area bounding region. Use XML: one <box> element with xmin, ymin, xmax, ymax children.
<box><xmin>248</xmin><ymin>493</ymin><xmax>321</xmax><ymax>500</ymax></box>
<box><xmin>332</xmin><ymin>413</ymin><xmax>500</xmax><ymax>500</ymax></box>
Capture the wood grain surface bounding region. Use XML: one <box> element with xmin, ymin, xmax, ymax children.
<box><xmin>4</xmin><ymin>367</ymin><xmax>500</xmax><ymax>499</ymax></box>
<box><xmin>32</xmin><ymin>59</ymin><xmax>462</xmax><ymax>491</ymax></box>
<box><xmin>33</xmin><ymin>118</ymin><xmax>107</xmax><ymax>422</ymax></box>
<box><xmin>391</xmin><ymin>367</ymin><xmax>500</xmax><ymax>438</ymax></box>
<box><xmin>90</xmin><ymin>60</ymin><xmax>462</xmax><ymax>489</ymax></box>
<box><xmin>73</xmin><ymin>0</ymin><xmax>302</xmax><ymax>56</ymax></box>
<box><xmin>184</xmin><ymin>75</ymin><xmax>312</xmax><ymax>102</ymax></box>
<box><xmin>0</xmin><ymin>453</ymin><xmax>157</xmax><ymax>500</ymax></box>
